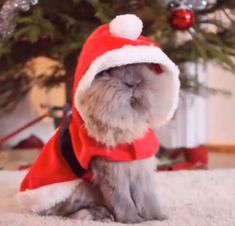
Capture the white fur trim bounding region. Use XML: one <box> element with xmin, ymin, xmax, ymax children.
<box><xmin>74</xmin><ymin>45</ymin><xmax>180</xmax><ymax>127</ymax></box>
<box><xmin>17</xmin><ymin>179</ymin><xmax>82</xmax><ymax>213</ymax></box>
<box><xmin>110</xmin><ymin>14</ymin><xmax>143</xmax><ymax>40</ymax></box>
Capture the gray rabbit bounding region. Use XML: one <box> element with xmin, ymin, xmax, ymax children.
<box><xmin>18</xmin><ymin>15</ymin><xmax>180</xmax><ymax>224</ymax></box>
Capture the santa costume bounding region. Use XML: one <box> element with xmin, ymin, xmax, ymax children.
<box><xmin>17</xmin><ymin>14</ymin><xmax>180</xmax><ymax>213</ymax></box>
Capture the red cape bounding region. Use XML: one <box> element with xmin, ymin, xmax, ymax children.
<box><xmin>20</xmin><ymin>113</ymin><xmax>159</xmax><ymax>192</ymax></box>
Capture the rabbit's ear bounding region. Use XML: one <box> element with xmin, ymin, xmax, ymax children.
<box><xmin>148</xmin><ymin>64</ymin><xmax>163</xmax><ymax>75</ymax></box>
<box><xmin>154</xmin><ymin>64</ymin><xmax>163</xmax><ymax>74</ymax></box>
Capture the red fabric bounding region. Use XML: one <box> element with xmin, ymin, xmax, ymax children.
<box><xmin>13</xmin><ymin>135</ymin><xmax>44</xmax><ymax>149</ymax></box>
<box><xmin>20</xmin><ymin>122</ymin><xmax>159</xmax><ymax>191</ymax></box>
<box><xmin>170</xmin><ymin>162</ymin><xmax>194</xmax><ymax>170</ymax></box>
<box><xmin>70</xmin><ymin>113</ymin><xmax>159</xmax><ymax>170</ymax></box>
<box><xmin>72</xmin><ymin>24</ymin><xmax>159</xmax><ymax>96</ymax></box>
<box><xmin>185</xmin><ymin>146</ymin><xmax>208</xmax><ymax>164</ymax></box>
<box><xmin>20</xmin><ymin>129</ymin><xmax>77</xmax><ymax>191</ymax></box>
<box><xmin>20</xmin><ymin>22</ymin><xmax>161</xmax><ymax>192</ymax></box>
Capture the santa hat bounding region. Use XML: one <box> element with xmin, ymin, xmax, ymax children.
<box><xmin>72</xmin><ymin>14</ymin><xmax>180</xmax><ymax>125</ymax></box>
<box><xmin>17</xmin><ymin>14</ymin><xmax>180</xmax><ymax>213</ymax></box>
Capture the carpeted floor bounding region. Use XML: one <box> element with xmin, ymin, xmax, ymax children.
<box><xmin>0</xmin><ymin>169</ymin><xmax>234</xmax><ymax>226</ymax></box>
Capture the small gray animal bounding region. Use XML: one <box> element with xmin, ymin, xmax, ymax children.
<box><xmin>17</xmin><ymin>14</ymin><xmax>180</xmax><ymax>224</ymax></box>
<box><xmin>39</xmin><ymin>64</ymin><xmax>170</xmax><ymax>223</ymax></box>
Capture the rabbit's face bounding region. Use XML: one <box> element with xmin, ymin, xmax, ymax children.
<box><xmin>77</xmin><ymin>63</ymin><xmax>166</xmax><ymax>146</ymax></box>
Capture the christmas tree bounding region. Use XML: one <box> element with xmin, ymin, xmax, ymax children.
<box><xmin>0</xmin><ymin>0</ymin><xmax>234</xmax><ymax>112</ymax></box>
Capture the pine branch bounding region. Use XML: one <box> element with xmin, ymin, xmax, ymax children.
<box><xmin>1</xmin><ymin>0</ymin><xmax>235</xmax><ymax>111</ymax></box>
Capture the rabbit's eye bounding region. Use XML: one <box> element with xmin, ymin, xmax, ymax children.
<box><xmin>95</xmin><ymin>71</ymin><xmax>106</xmax><ymax>78</ymax></box>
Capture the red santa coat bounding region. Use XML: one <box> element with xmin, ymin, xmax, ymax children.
<box><xmin>17</xmin><ymin>14</ymin><xmax>180</xmax><ymax>213</ymax></box>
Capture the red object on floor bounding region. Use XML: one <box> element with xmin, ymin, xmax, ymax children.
<box><xmin>158</xmin><ymin>145</ymin><xmax>208</xmax><ymax>171</ymax></box>
<box><xmin>170</xmin><ymin>161</ymin><xmax>194</xmax><ymax>170</ymax></box>
<box><xmin>170</xmin><ymin>161</ymin><xmax>207</xmax><ymax>170</ymax></box>
<box><xmin>18</xmin><ymin>164</ymin><xmax>32</xmax><ymax>170</ymax></box>
<box><xmin>0</xmin><ymin>113</ymin><xmax>48</xmax><ymax>146</ymax></box>
<box><xmin>171</xmin><ymin>146</ymin><xmax>208</xmax><ymax>170</ymax></box>
<box><xmin>13</xmin><ymin>135</ymin><xmax>44</xmax><ymax>149</ymax></box>
<box><xmin>185</xmin><ymin>145</ymin><xmax>208</xmax><ymax>165</ymax></box>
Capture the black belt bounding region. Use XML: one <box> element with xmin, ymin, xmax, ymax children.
<box><xmin>59</xmin><ymin>114</ymin><xmax>86</xmax><ymax>177</ymax></box>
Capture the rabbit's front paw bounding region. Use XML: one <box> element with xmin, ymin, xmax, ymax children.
<box><xmin>69</xmin><ymin>206</ymin><xmax>114</xmax><ymax>222</ymax></box>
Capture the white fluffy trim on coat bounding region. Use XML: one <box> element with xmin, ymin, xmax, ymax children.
<box><xmin>17</xmin><ymin>179</ymin><xmax>82</xmax><ymax>213</ymax></box>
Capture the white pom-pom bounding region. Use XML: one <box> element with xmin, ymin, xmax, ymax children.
<box><xmin>109</xmin><ymin>14</ymin><xmax>143</xmax><ymax>40</ymax></box>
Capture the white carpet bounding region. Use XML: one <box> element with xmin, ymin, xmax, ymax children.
<box><xmin>0</xmin><ymin>169</ymin><xmax>235</xmax><ymax>226</ymax></box>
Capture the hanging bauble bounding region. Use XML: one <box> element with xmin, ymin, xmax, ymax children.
<box><xmin>0</xmin><ymin>0</ymin><xmax>38</xmax><ymax>44</ymax></box>
<box><xmin>184</xmin><ymin>0</ymin><xmax>207</xmax><ymax>10</ymax></box>
<box><xmin>167</xmin><ymin>0</ymin><xmax>207</xmax><ymax>10</ymax></box>
<box><xmin>169</xmin><ymin>6</ymin><xmax>195</xmax><ymax>31</ymax></box>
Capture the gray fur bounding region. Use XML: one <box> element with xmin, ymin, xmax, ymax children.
<box><xmin>39</xmin><ymin>181</ymin><xmax>101</xmax><ymax>215</ymax></box>
<box><xmin>70</xmin><ymin>206</ymin><xmax>114</xmax><ymax>222</ymax></box>
<box><xmin>40</xmin><ymin>180</ymin><xmax>114</xmax><ymax>221</ymax></box>
<box><xmin>77</xmin><ymin>64</ymin><xmax>164</xmax><ymax>147</ymax></box>
<box><xmin>43</xmin><ymin>64</ymin><xmax>166</xmax><ymax>223</ymax></box>
<box><xmin>91</xmin><ymin>157</ymin><xmax>166</xmax><ymax>223</ymax></box>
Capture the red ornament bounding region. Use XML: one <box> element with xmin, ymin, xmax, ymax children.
<box><xmin>170</xmin><ymin>8</ymin><xmax>195</xmax><ymax>31</ymax></box>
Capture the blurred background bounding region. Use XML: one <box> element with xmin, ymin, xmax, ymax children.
<box><xmin>0</xmin><ymin>0</ymin><xmax>235</xmax><ymax>171</ymax></box>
